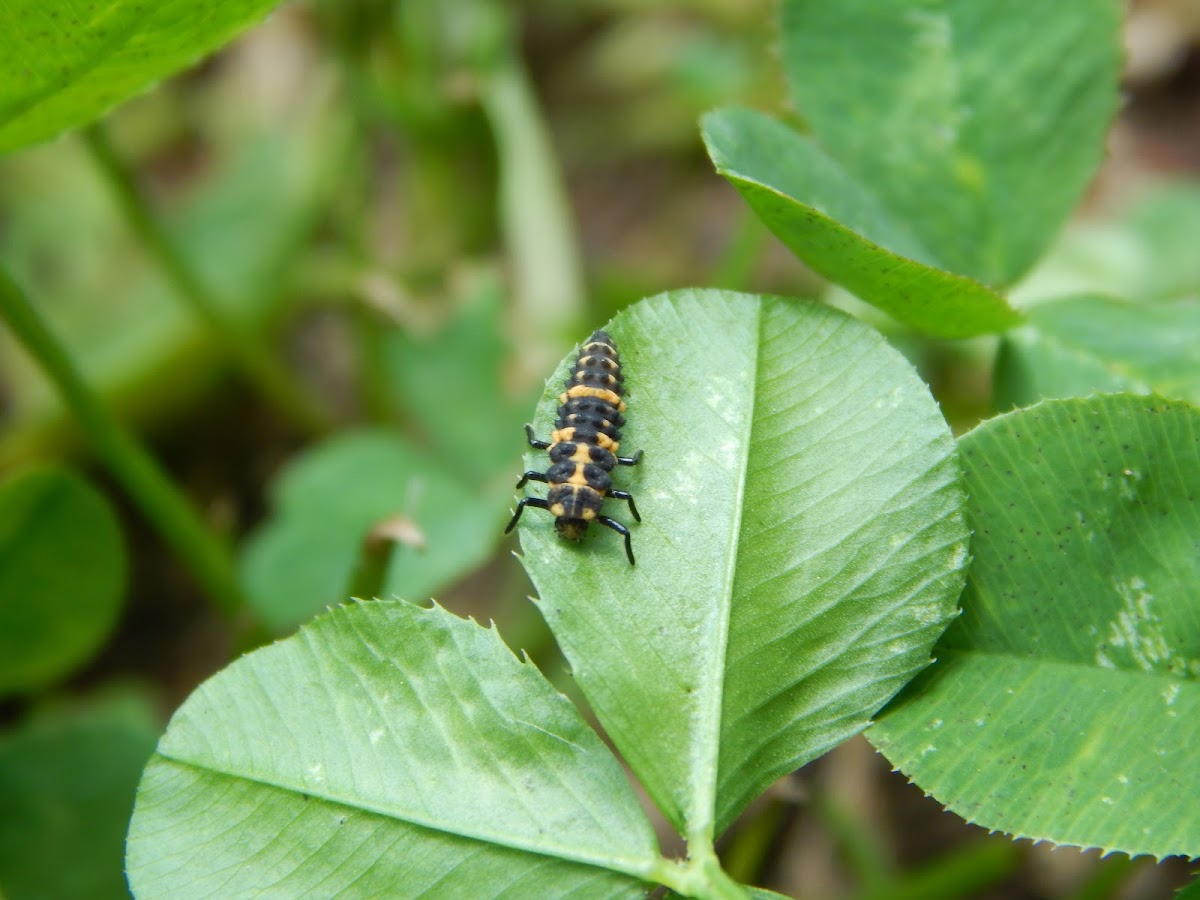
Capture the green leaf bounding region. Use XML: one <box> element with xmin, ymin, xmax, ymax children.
<box><xmin>869</xmin><ymin>395</ymin><xmax>1200</xmax><ymax>859</ymax></box>
<box><xmin>166</xmin><ymin>124</ymin><xmax>347</xmax><ymax>311</ymax></box>
<box><xmin>0</xmin><ymin>692</ymin><xmax>159</xmax><ymax>900</ymax></box>
<box><xmin>702</xmin><ymin>107</ymin><xmax>1020</xmax><ymax>338</ymax></box>
<box><xmin>239</xmin><ymin>429</ymin><xmax>506</xmax><ymax>631</ymax></box>
<box><xmin>0</xmin><ymin>466</ymin><xmax>126</xmax><ymax>694</ymax></box>
<box><xmin>1015</xmin><ymin>182</ymin><xmax>1200</xmax><ymax>305</ymax></box>
<box><xmin>996</xmin><ymin>295</ymin><xmax>1200</xmax><ymax>407</ymax></box>
<box><xmin>0</xmin><ymin>0</ymin><xmax>285</xmax><ymax>154</ymax></box>
<box><xmin>126</xmin><ymin>600</ymin><xmax>657</xmax><ymax>898</ymax></box>
<box><xmin>663</xmin><ymin>889</ymin><xmax>785</xmax><ymax>900</ymax></box>
<box><xmin>779</xmin><ymin>0</ymin><xmax>1121</xmax><ymax>287</ymax></box>
<box><xmin>379</xmin><ymin>278</ymin><xmax>534</xmax><ymax>482</ymax></box>
<box><xmin>513</xmin><ymin>290</ymin><xmax>969</xmax><ymax>840</ymax></box>
<box><xmin>1177</xmin><ymin>875</ymin><xmax>1200</xmax><ymax>900</ymax></box>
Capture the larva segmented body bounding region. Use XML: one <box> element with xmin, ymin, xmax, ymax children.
<box><xmin>505</xmin><ymin>330</ymin><xmax>643</xmax><ymax>564</ymax></box>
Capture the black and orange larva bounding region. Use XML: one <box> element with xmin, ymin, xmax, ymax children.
<box><xmin>505</xmin><ymin>330</ymin><xmax>643</xmax><ymax>564</ymax></box>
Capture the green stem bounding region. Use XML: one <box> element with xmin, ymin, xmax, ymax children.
<box><xmin>720</xmin><ymin>798</ymin><xmax>786</xmax><ymax>886</ymax></box>
<box><xmin>855</xmin><ymin>838</ymin><xmax>1017</xmax><ymax>900</ymax></box>
<box><xmin>345</xmin><ymin>528</ymin><xmax>396</xmax><ymax>601</ymax></box>
<box><xmin>650</xmin><ymin>850</ymin><xmax>752</xmax><ymax>900</ymax></box>
<box><xmin>815</xmin><ymin>789</ymin><xmax>891</xmax><ymax>891</ymax></box>
<box><xmin>477</xmin><ymin>19</ymin><xmax>585</xmax><ymax>383</ymax></box>
<box><xmin>1064</xmin><ymin>853</ymin><xmax>1138</xmax><ymax>900</ymax></box>
<box><xmin>697</xmin><ymin>851</ymin><xmax>755</xmax><ymax>900</ymax></box>
<box><xmin>711</xmin><ymin>207</ymin><xmax>769</xmax><ymax>292</ymax></box>
<box><xmin>81</xmin><ymin>124</ymin><xmax>332</xmax><ymax>435</ymax></box>
<box><xmin>0</xmin><ymin>269</ymin><xmax>245</xmax><ymax>615</ymax></box>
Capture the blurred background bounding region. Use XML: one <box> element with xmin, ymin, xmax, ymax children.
<box><xmin>0</xmin><ymin>0</ymin><xmax>1197</xmax><ymax>897</ymax></box>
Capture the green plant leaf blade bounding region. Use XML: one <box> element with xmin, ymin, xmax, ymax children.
<box><xmin>663</xmin><ymin>889</ymin><xmax>784</xmax><ymax>899</ymax></box>
<box><xmin>996</xmin><ymin>295</ymin><xmax>1200</xmax><ymax>407</ymax></box>
<box><xmin>0</xmin><ymin>0</ymin><xmax>286</xmax><ymax>154</ymax></box>
<box><xmin>133</xmin><ymin>760</ymin><xmax>647</xmax><ymax>900</ymax></box>
<box><xmin>0</xmin><ymin>692</ymin><xmax>158</xmax><ymax>900</ymax></box>
<box><xmin>1177</xmin><ymin>875</ymin><xmax>1200</xmax><ymax>900</ymax></box>
<box><xmin>869</xmin><ymin>395</ymin><xmax>1200</xmax><ymax>859</ymax></box>
<box><xmin>780</xmin><ymin>0</ymin><xmax>1122</xmax><ymax>286</ymax></box>
<box><xmin>515</xmin><ymin>290</ymin><xmax>968</xmax><ymax>840</ymax></box>
<box><xmin>0</xmin><ymin>466</ymin><xmax>126</xmax><ymax>694</ymax></box>
<box><xmin>1014</xmin><ymin>183</ymin><xmax>1200</xmax><ymax>305</ymax></box>
<box><xmin>239</xmin><ymin>430</ymin><xmax>506</xmax><ymax>630</ymax></box>
<box><xmin>127</xmin><ymin>600</ymin><xmax>658</xmax><ymax>898</ymax></box>
<box><xmin>378</xmin><ymin>279</ymin><xmax>534</xmax><ymax>482</ymax></box>
<box><xmin>702</xmin><ymin>108</ymin><xmax>1019</xmax><ymax>339</ymax></box>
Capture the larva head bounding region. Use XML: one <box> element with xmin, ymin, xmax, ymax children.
<box><xmin>555</xmin><ymin>517</ymin><xmax>590</xmax><ymax>542</ymax></box>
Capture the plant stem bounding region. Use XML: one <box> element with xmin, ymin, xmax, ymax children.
<box><xmin>476</xmin><ymin>9</ymin><xmax>585</xmax><ymax>384</ymax></box>
<box><xmin>345</xmin><ymin>528</ymin><xmax>396</xmax><ymax>601</ymax></box>
<box><xmin>650</xmin><ymin>850</ymin><xmax>752</xmax><ymax>900</ymax></box>
<box><xmin>855</xmin><ymin>837</ymin><xmax>1017</xmax><ymax>900</ymax></box>
<box><xmin>81</xmin><ymin>123</ymin><xmax>333</xmax><ymax>436</ymax></box>
<box><xmin>711</xmin><ymin>206</ymin><xmax>769</xmax><ymax>292</ymax></box>
<box><xmin>0</xmin><ymin>269</ymin><xmax>245</xmax><ymax>615</ymax></box>
<box><xmin>815</xmin><ymin>788</ymin><xmax>891</xmax><ymax>891</ymax></box>
<box><xmin>696</xmin><ymin>851</ymin><xmax>755</xmax><ymax>900</ymax></box>
<box><xmin>1065</xmin><ymin>853</ymin><xmax>1138</xmax><ymax>900</ymax></box>
<box><xmin>720</xmin><ymin>798</ymin><xmax>786</xmax><ymax>886</ymax></box>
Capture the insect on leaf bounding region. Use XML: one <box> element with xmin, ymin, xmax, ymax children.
<box><xmin>513</xmin><ymin>290</ymin><xmax>970</xmax><ymax>841</ymax></box>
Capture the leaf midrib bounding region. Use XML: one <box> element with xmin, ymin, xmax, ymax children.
<box><xmin>153</xmin><ymin>752</ymin><xmax>660</xmax><ymax>880</ymax></box>
<box><xmin>686</xmin><ymin>300</ymin><xmax>761</xmax><ymax>844</ymax></box>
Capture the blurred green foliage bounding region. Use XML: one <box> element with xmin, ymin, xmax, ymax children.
<box><xmin>0</xmin><ymin>466</ymin><xmax>126</xmax><ymax>694</ymax></box>
<box><xmin>0</xmin><ymin>692</ymin><xmax>158</xmax><ymax>900</ymax></box>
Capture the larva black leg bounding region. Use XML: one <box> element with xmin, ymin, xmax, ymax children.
<box><xmin>607</xmin><ymin>490</ymin><xmax>640</xmax><ymax>522</ymax></box>
<box><xmin>506</xmin><ymin>497</ymin><xmax>551</xmax><ymax>534</ymax></box>
<box><xmin>616</xmin><ymin>448</ymin><xmax>643</xmax><ymax>466</ymax></box>
<box><xmin>515</xmin><ymin>470</ymin><xmax>549</xmax><ymax>489</ymax></box>
<box><xmin>524</xmin><ymin>424</ymin><xmax>551</xmax><ymax>450</ymax></box>
<box><xmin>597</xmin><ymin>515</ymin><xmax>635</xmax><ymax>565</ymax></box>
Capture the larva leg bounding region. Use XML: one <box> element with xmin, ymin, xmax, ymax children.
<box><xmin>606</xmin><ymin>490</ymin><xmax>640</xmax><ymax>522</ymax></box>
<box><xmin>505</xmin><ymin>496</ymin><xmax>551</xmax><ymax>534</ymax></box>
<box><xmin>523</xmin><ymin>424</ymin><xmax>551</xmax><ymax>450</ymax></box>
<box><xmin>597</xmin><ymin>515</ymin><xmax>635</xmax><ymax>565</ymax></box>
